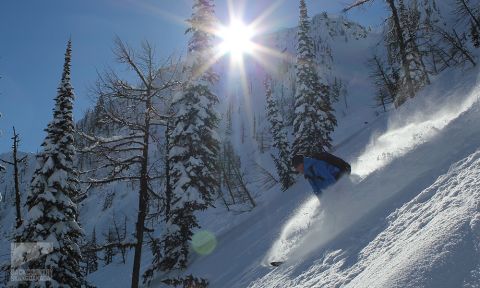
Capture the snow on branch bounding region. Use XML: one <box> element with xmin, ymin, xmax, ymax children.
<box><xmin>78</xmin><ymin>132</ymin><xmax>145</xmax><ymax>152</ymax></box>
<box><xmin>342</xmin><ymin>0</ymin><xmax>374</xmax><ymax>12</ymax></box>
<box><xmin>81</xmin><ymin>175</ymin><xmax>141</xmax><ymax>186</ymax></box>
<box><xmin>82</xmin><ymin>241</ymin><xmax>136</xmax><ymax>254</ymax></box>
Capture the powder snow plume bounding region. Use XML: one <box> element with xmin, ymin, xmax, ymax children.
<box><xmin>263</xmin><ymin>196</ymin><xmax>320</xmax><ymax>265</ymax></box>
<box><xmin>353</xmin><ymin>75</ymin><xmax>480</xmax><ymax>178</ymax></box>
<box><xmin>264</xmin><ymin>72</ymin><xmax>480</xmax><ymax>266</ymax></box>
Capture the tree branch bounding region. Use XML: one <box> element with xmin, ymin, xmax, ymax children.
<box><xmin>343</xmin><ymin>0</ymin><xmax>374</xmax><ymax>12</ymax></box>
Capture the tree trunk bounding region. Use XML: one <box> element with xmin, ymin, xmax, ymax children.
<box><xmin>387</xmin><ymin>0</ymin><xmax>415</xmax><ymax>106</ymax></box>
<box><xmin>131</xmin><ymin>97</ymin><xmax>151</xmax><ymax>288</ymax></box>
<box><xmin>12</xmin><ymin>128</ymin><xmax>22</xmax><ymax>230</ymax></box>
<box><xmin>233</xmin><ymin>165</ymin><xmax>256</xmax><ymax>208</ymax></box>
<box><xmin>460</xmin><ymin>0</ymin><xmax>480</xmax><ymax>29</ymax></box>
<box><xmin>165</xmin><ymin>123</ymin><xmax>172</xmax><ymax>222</ymax></box>
<box><xmin>373</xmin><ymin>56</ymin><xmax>396</xmax><ymax>101</ymax></box>
<box><xmin>452</xmin><ymin>28</ymin><xmax>477</xmax><ymax>66</ymax></box>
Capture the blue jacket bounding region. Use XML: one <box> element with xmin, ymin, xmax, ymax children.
<box><xmin>303</xmin><ymin>156</ymin><xmax>340</xmax><ymax>196</ymax></box>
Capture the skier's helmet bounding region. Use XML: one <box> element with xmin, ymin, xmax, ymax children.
<box><xmin>291</xmin><ymin>154</ymin><xmax>304</xmax><ymax>168</ymax></box>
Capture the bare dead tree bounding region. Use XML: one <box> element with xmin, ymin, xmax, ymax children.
<box><xmin>252</xmin><ymin>160</ymin><xmax>279</xmax><ymax>191</ymax></box>
<box><xmin>342</xmin><ymin>0</ymin><xmax>373</xmax><ymax>11</ymax></box>
<box><xmin>1</xmin><ymin>127</ymin><xmax>27</xmax><ymax>231</ymax></box>
<box><xmin>454</xmin><ymin>0</ymin><xmax>480</xmax><ymax>29</ymax></box>
<box><xmin>434</xmin><ymin>26</ymin><xmax>477</xmax><ymax>67</ymax></box>
<box><xmin>218</xmin><ymin>142</ymin><xmax>256</xmax><ymax>210</ymax></box>
<box><xmin>78</xmin><ymin>37</ymin><xmax>181</xmax><ymax>288</ymax></box>
<box><xmin>368</xmin><ymin>54</ymin><xmax>398</xmax><ymax>109</ymax></box>
<box><xmin>233</xmin><ymin>164</ymin><xmax>256</xmax><ymax>208</ymax></box>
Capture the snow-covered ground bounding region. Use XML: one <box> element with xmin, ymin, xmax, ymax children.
<box><xmin>139</xmin><ymin>64</ymin><xmax>479</xmax><ymax>288</ymax></box>
<box><xmin>246</xmin><ymin>68</ymin><xmax>480</xmax><ymax>288</ymax></box>
<box><xmin>1</xmin><ymin>11</ymin><xmax>480</xmax><ymax>288</ymax></box>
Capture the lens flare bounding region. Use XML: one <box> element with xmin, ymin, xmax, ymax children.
<box><xmin>191</xmin><ymin>230</ymin><xmax>217</xmax><ymax>255</ymax></box>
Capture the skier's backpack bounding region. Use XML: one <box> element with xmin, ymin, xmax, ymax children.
<box><xmin>309</xmin><ymin>152</ymin><xmax>351</xmax><ymax>180</ymax></box>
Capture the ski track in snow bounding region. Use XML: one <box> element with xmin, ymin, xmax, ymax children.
<box><xmin>263</xmin><ymin>196</ymin><xmax>320</xmax><ymax>265</ymax></box>
<box><xmin>250</xmin><ymin>149</ymin><xmax>480</xmax><ymax>288</ymax></box>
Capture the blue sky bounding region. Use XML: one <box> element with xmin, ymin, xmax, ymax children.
<box><xmin>0</xmin><ymin>0</ymin><xmax>385</xmax><ymax>153</ymax></box>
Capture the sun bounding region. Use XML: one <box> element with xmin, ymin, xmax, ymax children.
<box><xmin>218</xmin><ymin>19</ymin><xmax>255</xmax><ymax>62</ymax></box>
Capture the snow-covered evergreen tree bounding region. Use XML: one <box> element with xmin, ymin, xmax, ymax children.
<box><xmin>264</xmin><ymin>75</ymin><xmax>295</xmax><ymax>191</ymax></box>
<box><xmin>160</xmin><ymin>0</ymin><xmax>220</xmax><ymax>271</ymax></box>
<box><xmin>10</xmin><ymin>40</ymin><xmax>85</xmax><ymax>288</ymax></box>
<box><xmin>292</xmin><ymin>0</ymin><xmax>336</xmax><ymax>156</ymax></box>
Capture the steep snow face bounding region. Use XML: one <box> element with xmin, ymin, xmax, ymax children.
<box><xmin>162</xmin><ymin>65</ymin><xmax>480</xmax><ymax>288</ymax></box>
<box><xmin>247</xmin><ymin>68</ymin><xmax>480</xmax><ymax>288</ymax></box>
<box><xmin>251</xmin><ymin>150</ymin><xmax>480</xmax><ymax>288</ymax></box>
<box><xmin>346</xmin><ymin>151</ymin><xmax>480</xmax><ymax>288</ymax></box>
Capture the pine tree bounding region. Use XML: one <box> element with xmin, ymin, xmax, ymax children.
<box><xmin>102</xmin><ymin>228</ymin><xmax>116</xmax><ymax>266</ymax></box>
<box><xmin>471</xmin><ymin>20</ymin><xmax>480</xmax><ymax>47</ymax></box>
<box><xmin>264</xmin><ymin>76</ymin><xmax>295</xmax><ymax>191</ymax></box>
<box><xmin>10</xmin><ymin>40</ymin><xmax>85</xmax><ymax>287</ymax></box>
<box><xmin>292</xmin><ymin>0</ymin><xmax>336</xmax><ymax>156</ymax></box>
<box><xmin>84</xmin><ymin>228</ymin><xmax>98</xmax><ymax>274</ymax></box>
<box><xmin>160</xmin><ymin>0</ymin><xmax>220</xmax><ymax>271</ymax></box>
<box><xmin>142</xmin><ymin>236</ymin><xmax>161</xmax><ymax>285</ymax></box>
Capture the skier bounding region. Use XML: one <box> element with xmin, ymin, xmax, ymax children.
<box><xmin>269</xmin><ymin>153</ymin><xmax>351</xmax><ymax>267</ymax></box>
<box><xmin>291</xmin><ymin>153</ymin><xmax>351</xmax><ymax>197</ymax></box>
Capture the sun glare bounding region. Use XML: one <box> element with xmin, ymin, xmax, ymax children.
<box><xmin>218</xmin><ymin>20</ymin><xmax>255</xmax><ymax>62</ymax></box>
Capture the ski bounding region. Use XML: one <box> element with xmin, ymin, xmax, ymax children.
<box><xmin>270</xmin><ymin>261</ymin><xmax>284</xmax><ymax>267</ymax></box>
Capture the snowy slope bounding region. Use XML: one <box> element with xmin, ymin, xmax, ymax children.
<box><xmin>126</xmin><ymin>59</ymin><xmax>477</xmax><ymax>287</ymax></box>
<box><xmin>247</xmin><ymin>68</ymin><xmax>480</xmax><ymax>288</ymax></box>
<box><xmin>0</xmin><ymin>12</ymin><xmax>378</xmax><ymax>286</ymax></box>
<box><xmin>1</xmin><ymin>10</ymin><xmax>480</xmax><ymax>288</ymax></box>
